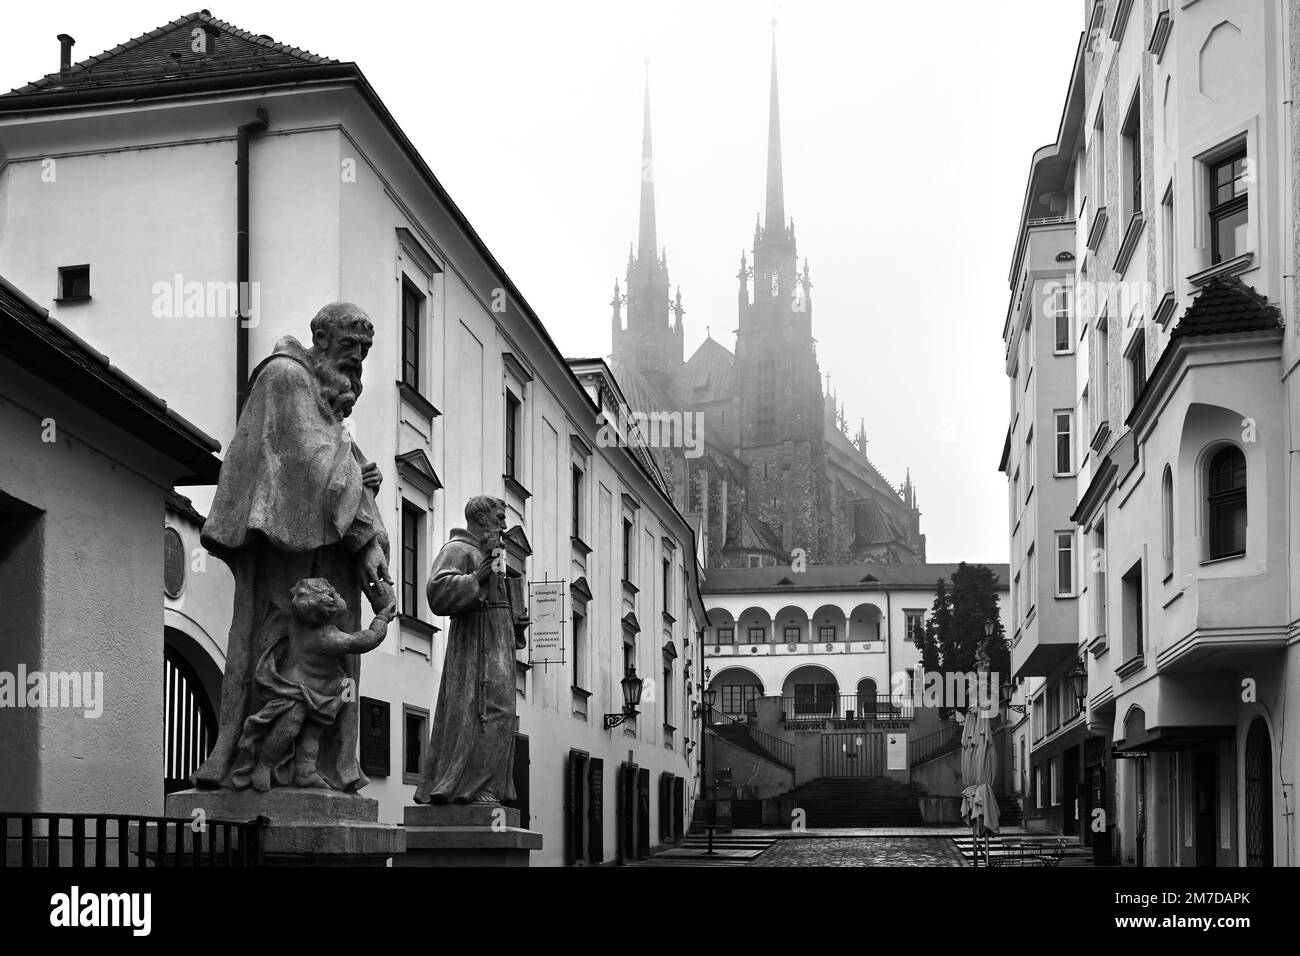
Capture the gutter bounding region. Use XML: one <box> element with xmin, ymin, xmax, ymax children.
<box><xmin>236</xmin><ymin>107</ymin><xmax>268</xmax><ymax>417</ymax></box>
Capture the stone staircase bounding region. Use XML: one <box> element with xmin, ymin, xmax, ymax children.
<box><xmin>782</xmin><ymin>777</ymin><xmax>925</xmax><ymax>828</ymax></box>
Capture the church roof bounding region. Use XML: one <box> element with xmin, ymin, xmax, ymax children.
<box><xmin>671</xmin><ymin>335</ymin><xmax>736</xmax><ymax>407</ymax></box>
<box><xmin>8</xmin><ymin>10</ymin><xmax>338</xmax><ymax>96</ymax></box>
<box><xmin>702</xmin><ymin>562</ymin><xmax>1010</xmax><ymax>594</ymax></box>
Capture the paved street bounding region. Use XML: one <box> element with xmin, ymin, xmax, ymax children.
<box><xmin>750</xmin><ymin>837</ymin><xmax>965</xmax><ymax>867</ymax></box>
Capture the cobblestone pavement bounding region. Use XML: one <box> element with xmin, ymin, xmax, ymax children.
<box><xmin>749</xmin><ymin>837</ymin><xmax>965</xmax><ymax>867</ymax></box>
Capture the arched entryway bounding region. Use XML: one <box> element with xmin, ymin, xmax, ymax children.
<box><xmin>856</xmin><ymin>678</ymin><xmax>879</xmax><ymax>719</ymax></box>
<box><xmin>707</xmin><ymin>667</ymin><xmax>765</xmax><ymax>718</ymax></box>
<box><xmin>164</xmin><ymin>627</ymin><xmax>221</xmax><ymax>794</ymax></box>
<box><xmin>782</xmin><ymin>665</ymin><xmax>839</xmax><ymax>718</ymax></box>
<box><xmin>1244</xmin><ymin>717</ymin><xmax>1273</xmax><ymax>867</ymax></box>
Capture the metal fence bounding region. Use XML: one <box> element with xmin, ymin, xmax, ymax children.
<box><xmin>779</xmin><ymin>693</ymin><xmax>914</xmax><ymax>722</ymax></box>
<box><xmin>0</xmin><ymin>812</ymin><xmax>266</xmax><ymax>867</ymax></box>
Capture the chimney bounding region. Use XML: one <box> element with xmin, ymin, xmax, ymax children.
<box><xmin>201</xmin><ymin>23</ymin><xmax>220</xmax><ymax>54</ymax></box>
<box><xmin>57</xmin><ymin>34</ymin><xmax>75</xmax><ymax>74</ymax></box>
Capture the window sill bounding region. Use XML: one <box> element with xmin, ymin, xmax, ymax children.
<box><xmin>662</xmin><ymin>610</ymin><xmax>676</xmax><ymax>625</ymax></box>
<box><xmin>1115</xmin><ymin>654</ymin><xmax>1145</xmax><ymax>679</ymax></box>
<box><xmin>503</xmin><ymin>474</ymin><xmax>531</xmax><ymax>501</ymax></box>
<box><xmin>570</xmin><ymin>535</ymin><xmax>593</xmax><ymax>557</ymax></box>
<box><xmin>1200</xmin><ymin>551</ymin><xmax>1245</xmax><ymax>566</ymax></box>
<box><xmin>396</xmin><ymin>380</ymin><xmax>440</xmax><ymax>419</ymax></box>
<box><xmin>1113</xmin><ymin>210</ymin><xmax>1145</xmax><ymax>275</ymax></box>
<box><xmin>54</xmin><ymin>295</ymin><xmax>92</xmax><ymax>304</ymax></box>
<box><xmin>1153</xmin><ymin>290</ymin><xmax>1177</xmax><ymax>329</ymax></box>
<box><xmin>1086</xmin><ymin>206</ymin><xmax>1109</xmax><ymax>252</ymax></box>
<box><xmin>402</xmin><ymin>772</ymin><xmax>423</xmax><ymax>786</ymax></box>
<box><xmin>622</xmin><ymin>578</ymin><xmax>640</xmax><ymax>595</ymax></box>
<box><xmin>399</xmin><ymin>613</ymin><xmax>439</xmax><ymax>638</ymax></box>
<box><xmin>1189</xmin><ymin>252</ymin><xmax>1253</xmax><ymax>287</ymax></box>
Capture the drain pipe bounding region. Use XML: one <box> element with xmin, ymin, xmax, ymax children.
<box><xmin>236</xmin><ymin>108</ymin><xmax>269</xmax><ymax>418</ymax></box>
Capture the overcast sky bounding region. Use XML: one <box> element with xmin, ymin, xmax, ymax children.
<box><xmin>4</xmin><ymin>1</ymin><xmax>1082</xmax><ymax>564</ymax></box>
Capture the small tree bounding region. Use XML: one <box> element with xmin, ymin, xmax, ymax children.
<box><xmin>928</xmin><ymin>563</ymin><xmax>1009</xmax><ymax>711</ymax></box>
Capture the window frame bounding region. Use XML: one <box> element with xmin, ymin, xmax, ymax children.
<box><xmin>1054</xmin><ymin>409</ymin><xmax>1074</xmax><ymax>476</ymax></box>
<box><xmin>1055</xmin><ymin>531</ymin><xmax>1075</xmax><ymax>598</ymax></box>
<box><xmin>1208</xmin><ymin>148</ymin><xmax>1249</xmax><ymax>266</ymax></box>
<box><xmin>400</xmin><ymin>500</ymin><xmax>424</xmax><ymax>618</ymax></box>
<box><xmin>401</xmin><ymin>704</ymin><xmax>430</xmax><ymax>786</ymax></box>
<box><xmin>1206</xmin><ymin>445</ymin><xmax>1247</xmax><ymax>560</ymax></box>
<box><xmin>401</xmin><ymin>276</ymin><xmax>424</xmax><ymax>392</ymax></box>
<box><xmin>504</xmin><ymin>390</ymin><xmax>521</xmax><ymax>480</ymax></box>
<box><xmin>1052</xmin><ymin>284</ymin><xmax>1073</xmax><ymax>354</ymax></box>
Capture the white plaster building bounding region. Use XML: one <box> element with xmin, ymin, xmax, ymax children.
<box><xmin>0</xmin><ymin>11</ymin><xmax>707</xmax><ymax>866</ymax></box>
<box><xmin>1004</xmin><ymin>0</ymin><xmax>1300</xmax><ymax>867</ymax></box>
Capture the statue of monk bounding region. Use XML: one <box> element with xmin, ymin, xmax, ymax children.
<box><xmin>414</xmin><ymin>496</ymin><xmax>526</xmax><ymax>806</ymax></box>
<box><xmin>194</xmin><ymin>302</ymin><xmax>393</xmax><ymax>792</ymax></box>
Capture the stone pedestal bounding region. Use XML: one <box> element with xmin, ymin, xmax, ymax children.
<box><xmin>395</xmin><ymin>804</ymin><xmax>542</xmax><ymax>867</ymax></box>
<box><xmin>164</xmin><ymin>788</ymin><xmax>404</xmax><ymax>866</ymax></box>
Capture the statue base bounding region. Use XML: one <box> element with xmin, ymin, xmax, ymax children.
<box><xmin>395</xmin><ymin>803</ymin><xmax>543</xmax><ymax>867</ymax></box>
<box><xmin>163</xmin><ymin>788</ymin><xmax>405</xmax><ymax>867</ymax></box>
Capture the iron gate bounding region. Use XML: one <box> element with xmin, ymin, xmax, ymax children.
<box><xmin>821</xmin><ymin>731</ymin><xmax>884</xmax><ymax>777</ymax></box>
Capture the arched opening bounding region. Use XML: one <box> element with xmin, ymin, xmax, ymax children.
<box><xmin>810</xmin><ymin>604</ymin><xmax>847</xmax><ymax>644</ymax></box>
<box><xmin>707</xmin><ymin>667</ymin><xmax>764</xmax><ymax>718</ymax></box>
<box><xmin>782</xmin><ymin>664</ymin><xmax>839</xmax><ymax>718</ymax></box>
<box><xmin>163</xmin><ymin>627</ymin><xmax>221</xmax><ymax>794</ymax></box>
<box><xmin>1244</xmin><ymin>717</ymin><xmax>1273</xmax><ymax>867</ymax></box>
<box><xmin>1161</xmin><ymin>465</ymin><xmax>1174</xmax><ymax>575</ymax></box>
<box><xmin>848</xmin><ymin>603</ymin><xmax>883</xmax><ymax>647</ymax></box>
<box><xmin>736</xmin><ymin>607</ymin><xmax>772</xmax><ymax>647</ymax></box>
<box><xmin>774</xmin><ymin>605</ymin><xmax>810</xmax><ymax>646</ymax></box>
<box><xmin>1207</xmin><ymin>445</ymin><xmax>1246</xmax><ymax>559</ymax></box>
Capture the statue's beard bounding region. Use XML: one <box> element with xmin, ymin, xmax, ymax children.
<box><xmin>314</xmin><ymin>358</ymin><xmax>363</xmax><ymax>419</ymax></box>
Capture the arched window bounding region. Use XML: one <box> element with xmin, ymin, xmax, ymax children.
<box><xmin>1161</xmin><ymin>466</ymin><xmax>1174</xmax><ymax>573</ymax></box>
<box><xmin>1207</xmin><ymin>446</ymin><xmax>1247</xmax><ymax>559</ymax></box>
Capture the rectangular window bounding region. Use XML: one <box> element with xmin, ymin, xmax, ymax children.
<box><xmin>1055</xmin><ymin>410</ymin><xmax>1073</xmax><ymax>475</ymax></box>
<box><xmin>402</xmin><ymin>705</ymin><xmax>429</xmax><ymax>785</ymax></box>
<box><xmin>57</xmin><ymin>264</ymin><xmax>91</xmax><ymax>301</ymax></box>
<box><xmin>572</xmin><ymin>612</ymin><xmax>587</xmax><ymax>691</ymax></box>
<box><xmin>401</xmin><ymin>501</ymin><xmax>423</xmax><ymax>617</ymax></box>
<box><xmin>1121</xmin><ymin>91</ymin><xmax>1142</xmax><ymax>217</ymax></box>
<box><xmin>748</xmin><ymin>626</ymin><xmax>766</xmax><ymax>643</ymax></box>
<box><xmin>1122</xmin><ymin>559</ymin><xmax>1144</xmax><ymax>661</ymax></box>
<box><xmin>1024</xmin><ymin>428</ymin><xmax>1034</xmax><ymax>501</ymax></box>
<box><xmin>783</xmin><ymin>626</ymin><xmax>800</xmax><ymax>643</ymax></box>
<box><xmin>905</xmin><ymin>610</ymin><xmax>925</xmax><ymax>644</ymax></box>
<box><xmin>1161</xmin><ymin>189</ymin><xmax>1176</xmax><ymax>288</ymax></box>
<box><xmin>1051</xmin><ymin>757</ymin><xmax>1061</xmax><ymax>806</ymax></box>
<box><xmin>504</xmin><ymin>391</ymin><xmax>520</xmax><ymax>479</ymax></box>
<box><xmin>793</xmin><ymin>683</ymin><xmax>837</xmax><ymax>715</ymax></box>
<box><xmin>662</xmin><ymin>558</ymin><xmax>672</xmax><ymax>616</ymax></box>
<box><xmin>717</xmin><ymin>627</ymin><xmax>734</xmax><ymax>645</ymax></box>
<box><xmin>1092</xmin><ymin>112</ymin><xmax>1107</xmax><ymax>208</ymax></box>
<box><xmin>1127</xmin><ymin>328</ymin><xmax>1147</xmax><ymax>412</ymax></box>
<box><xmin>1209</xmin><ymin>149</ymin><xmax>1249</xmax><ymax>264</ymax></box>
<box><xmin>1026</xmin><ymin>544</ymin><xmax>1036</xmax><ymax>616</ymax></box>
<box><xmin>1095</xmin><ymin>522</ymin><xmax>1108</xmax><ymax>637</ymax></box>
<box><xmin>1053</xmin><ymin>285</ymin><xmax>1072</xmax><ymax>352</ymax></box>
<box><xmin>1047</xmin><ymin>683</ymin><xmax>1060</xmax><ymax>733</ymax></box>
<box><xmin>721</xmin><ymin>685</ymin><xmax>760</xmax><ymax>715</ymax></box>
<box><xmin>622</xmin><ymin>518</ymin><xmax>633</xmax><ymax>583</ymax></box>
<box><xmin>571</xmin><ymin>465</ymin><xmax>583</xmax><ymax>539</ymax></box>
<box><xmin>818</xmin><ymin>625</ymin><xmax>836</xmax><ymax>642</ymax></box>
<box><xmin>1056</xmin><ymin>531</ymin><xmax>1075</xmax><ymax>597</ymax></box>
<box><xmin>401</xmin><ymin>279</ymin><xmax>423</xmax><ymax>391</ymax></box>
<box><xmin>663</xmin><ymin>664</ymin><xmax>673</xmax><ymax>726</ymax></box>
<box><xmin>1095</xmin><ymin>314</ymin><xmax>1110</xmax><ymax>435</ymax></box>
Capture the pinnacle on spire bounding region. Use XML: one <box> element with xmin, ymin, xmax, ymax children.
<box><xmin>764</xmin><ymin>26</ymin><xmax>785</xmax><ymax>234</ymax></box>
<box><xmin>637</xmin><ymin>67</ymin><xmax>658</xmax><ymax>262</ymax></box>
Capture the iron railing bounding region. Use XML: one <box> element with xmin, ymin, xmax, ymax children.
<box><xmin>0</xmin><ymin>812</ymin><xmax>266</xmax><ymax>867</ymax></box>
<box><xmin>779</xmin><ymin>693</ymin><xmax>914</xmax><ymax>723</ymax></box>
<box><xmin>707</xmin><ymin>709</ymin><xmax>795</xmax><ymax>771</ymax></box>
<box><xmin>909</xmin><ymin>723</ymin><xmax>963</xmax><ymax>766</ymax></box>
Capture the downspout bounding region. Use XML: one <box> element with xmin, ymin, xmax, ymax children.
<box><xmin>236</xmin><ymin>108</ymin><xmax>269</xmax><ymax>418</ymax></box>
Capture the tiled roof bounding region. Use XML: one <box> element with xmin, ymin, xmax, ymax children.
<box><xmin>724</xmin><ymin>513</ymin><xmax>783</xmax><ymax>556</ymax></box>
<box><xmin>8</xmin><ymin>10</ymin><xmax>337</xmax><ymax>96</ymax></box>
<box><xmin>851</xmin><ymin>498</ymin><xmax>895</xmax><ymax>547</ymax></box>
<box><xmin>1172</xmin><ymin>275</ymin><xmax>1283</xmax><ymax>340</ymax></box>
<box><xmin>702</xmin><ymin>562</ymin><xmax>1010</xmax><ymax>594</ymax></box>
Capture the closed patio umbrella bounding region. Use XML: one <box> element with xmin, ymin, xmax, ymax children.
<box><xmin>960</xmin><ymin>706</ymin><xmax>1000</xmax><ymax>866</ymax></box>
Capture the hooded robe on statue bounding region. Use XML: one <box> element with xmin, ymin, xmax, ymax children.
<box><xmin>193</xmin><ymin>336</ymin><xmax>388</xmax><ymax>792</ymax></box>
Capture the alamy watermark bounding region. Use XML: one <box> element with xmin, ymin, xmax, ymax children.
<box><xmin>0</xmin><ymin>666</ymin><xmax>104</xmax><ymax>718</ymax></box>
<box><xmin>596</xmin><ymin>409</ymin><xmax>703</xmax><ymax>459</ymax></box>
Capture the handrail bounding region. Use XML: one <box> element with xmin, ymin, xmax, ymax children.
<box><xmin>0</xmin><ymin>811</ymin><xmax>266</xmax><ymax>867</ymax></box>
<box><xmin>778</xmin><ymin>693</ymin><xmax>915</xmax><ymax>722</ymax></box>
<box><xmin>707</xmin><ymin>709</ymin><xmax>795</xmax><ymax>771</ymax></box>
<box><xmin>909</xmin><ymin>723</ymin><xmax>963</xmax><ymax>766</ymax></box>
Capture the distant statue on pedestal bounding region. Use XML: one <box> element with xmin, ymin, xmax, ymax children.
<box><xmin>415</xmin><ymin>495</ymin><xmax>528</xmax><ymax>806</ymax></box>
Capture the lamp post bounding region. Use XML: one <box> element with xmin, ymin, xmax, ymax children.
<box><xmin>603</xmin><ymin>666</ymin><xmax>644</xmax><ymax>730</ymax></box>
<box><xmin>1070</xmin><ymin>658</ymin><xmax>1088</xmax><ymax>713</ymax></box>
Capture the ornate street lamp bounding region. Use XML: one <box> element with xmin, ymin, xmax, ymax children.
<box><xmin>603</xmin><ymin>666</ymin><xmax>644</xmax><ymax>730</ymax></box>
<box><xmin>1070</xmin><ymin>658</ymin><xmax>1088</xmax><ymax>712</ymax></box>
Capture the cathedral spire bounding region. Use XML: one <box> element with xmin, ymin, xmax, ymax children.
<box><xmin>637</xmin><ymin>61</ymin><xmax>658</xmax><ymax>263</ymax></box>
<box><xmin>764</xmin><ymin>23</ymin><xmax>785</xmax><ymax>234</ymax></box>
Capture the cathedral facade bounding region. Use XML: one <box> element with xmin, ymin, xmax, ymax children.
<box><xmin>608</xmin><ymin>36</ymin><xmax>925</xmax><ymax>570</ymax></box>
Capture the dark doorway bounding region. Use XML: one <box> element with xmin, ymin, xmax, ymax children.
<box><xmin>505</xmin><ymin>732</ymin><xmax>529</xmax><ymax>828</ymax></box>
<box><xmin>636</xmin><ymin>767</ymin><xmax>651</xmax><ymax>858</ymax></box>
<box><xmin>1194</xmin><ymin>750</ymin><xmax>1217</xmax><ymax>868</ymax></box>
<box><xmin>1062</xmin><ymin>746</ymin><xmax>1079</xmax><ymax>836</ymax></box>
<box><xmin>1244</xmin><ymin>719</ymin><xmax>1273</xmax><ymax>867</ymax></box>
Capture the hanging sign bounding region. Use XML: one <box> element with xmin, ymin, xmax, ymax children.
<box><xmin>528</xmin><ymin>579</ymin><xmax>566</xmax><ymax>667</ymax></box>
